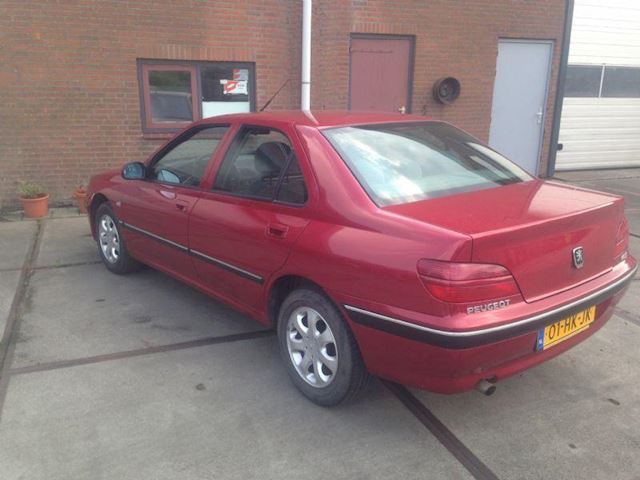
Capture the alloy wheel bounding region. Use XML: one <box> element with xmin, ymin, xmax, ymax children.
<box><xmin>98</xmin><ymin>214</ymin><xmax>120</xmax><ymax>264</ymax></box>
<box><xmin>286</xmin><ymin>307</ymin><xmax>338</xmax><ymax>388</ymax></box>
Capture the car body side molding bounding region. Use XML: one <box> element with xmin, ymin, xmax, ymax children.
<box><xmin>120</xmin><ymin>221</ymin><xmax>263</xmax><ymax>284</ymax></box>
<box><xmin>120</xmin><ymin>222</ymin><xmax>189</xmax><ymax>252</ymax></box>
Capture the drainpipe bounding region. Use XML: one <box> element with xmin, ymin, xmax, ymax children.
<box><xmin>301</xmin><ymin>0</ymin><xmax>312</xmax><ymax>110</ymax></box>
<box><xmin>546</xmin><ymin>0</ymin><xmax>575</xmax><ymax>177</ymax></box>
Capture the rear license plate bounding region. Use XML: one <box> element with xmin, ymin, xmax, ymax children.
<box><xmin>535</xmin><ymin>306</ymin><xmax>596</xmax><ymax>351</ymax></box>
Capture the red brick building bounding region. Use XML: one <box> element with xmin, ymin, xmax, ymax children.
<box><xmin>0</xmin><ymin>0</ymin><xmax>568</xmax><ymax>209</ymax></box>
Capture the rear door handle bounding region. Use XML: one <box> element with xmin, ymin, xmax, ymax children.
<box><xmin>266</xmin><ymin>223</ymin><xmax>289</xmax><ymax>239</ymax></box>
<box><xmin>175</xmin><ymin>200</ymin><xmax>190</xmax><ymax>212</ymax></box>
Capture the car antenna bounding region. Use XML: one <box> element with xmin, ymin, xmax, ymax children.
<box><xmin>259</xmin><ymin>79</ymin><xmax>289</xmax><ymax>112</ymax></box>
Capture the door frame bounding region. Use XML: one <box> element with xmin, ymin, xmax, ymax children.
<box><xmin>348</xmin><ymin>33</ymin><xmax>416</xmax><ymax>113</ymax></box>
<box><xmin>492</xmin><ymin>38</ymin><xmax>555</xmax><ymax>174</ymax></box>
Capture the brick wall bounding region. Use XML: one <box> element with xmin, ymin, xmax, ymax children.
<box><xmin>0</xmin><ymin>0</ymin><xmax>565</xmax><ymax>210</ymax></box>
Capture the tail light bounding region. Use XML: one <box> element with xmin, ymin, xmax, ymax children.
<box><xmin>614</xmin><ymin>217</ymin><xmax>629</xmax><ymax>263</ymax></box>
<box><xmin>417</xmin><ymin>259</ymin><xmax>521</xmax><ymax>303</ymax></box>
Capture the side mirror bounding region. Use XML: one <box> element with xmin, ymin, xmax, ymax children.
<box><xmin>122</xmin><ymin>162</ymin><xmax>146</xmax><ymax>180</ymax></box>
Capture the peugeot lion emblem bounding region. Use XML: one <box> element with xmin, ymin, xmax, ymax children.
<box><xmin>572</xmin><ymin>247</ymin><xmax>584</xmax><ymax>269</ymax></box>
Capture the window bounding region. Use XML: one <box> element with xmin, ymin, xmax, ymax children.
<box><xmin>149</xmin><ymin>126</ymin><xmax>229</xmax><ymax>187</ymax></box>
<box><xmin>564</xmin><ymin>64</ymin><xmax>640</xmax><ymax>99</ymax></box>
<box><xmin>213</xmin><ymin>126</ymin><xmax>307</xmax><ymax>204</ymax></box>
<box><xmin>323</xmin><ymin>122</ymin><xmax>531</xmax><ymax>206</ymax></box>
<box><xmin>565</xmin><ymin>65</ymin><xmax>602</xmax><ymax>97</ymax></box>
<box><xmin>602</xmin><ymin>66</ymin><xmax>640</xmax><ymax>98</ymax></box>
<box><xmin>139</xmin><ymin>60</ymin><xmax>256</xmax><ymax>132</ymax></box>
<box><xmin>276</xmin><ymin>157</ymin><xmax>308</xmax><ymax>204</ymax></box>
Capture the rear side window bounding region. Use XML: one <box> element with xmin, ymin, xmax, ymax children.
<box><xmin>276</xmin><ymin>157</ymin><xmax>308</xmax><ymax>204</ymax></box>
<box><xmin>150</xmin><ymin>126</ymin><xmax>228</xmax><ymax>187</ymax></box>
<box><xmin>323</xmin><ymin>122</ymin><xmax>531</xmax><ymax>206</ymax></box>
<box><xmin>213</xmin><ymin>126</ymin><xmax>307</xmax><ymax>204</ymax></box>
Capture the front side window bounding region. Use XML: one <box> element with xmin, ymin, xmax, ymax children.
<box><xmin>139</xmin><ymin>60</ymin><xmax>256</xmax><ymax>132</ymax></box>
<box><xmin>323</xmin><ymin>122</ymin><xmax>531</xmax><ymax>206</ymax></box>
<box><xmin>149</xmin><ymin>126</ymin><xmax>229</xmax><ymax>187</ymax></box>
<box><xmin>213</xmin><ymin>126</ymin><xmax>307</xmax><ymax>203</ymax></box>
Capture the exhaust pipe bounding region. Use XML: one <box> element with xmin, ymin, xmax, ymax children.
<box><xmin>475</xmin><ymin>379</ymin><xmax>497</xmax><ymax>396</ymax></box>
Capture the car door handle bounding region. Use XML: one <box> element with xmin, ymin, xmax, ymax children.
<box><xmin>175</xmin><ymin>200</ymin><xmax>190</xmax><ymax>212</ymax></box>
<box><xmin>266</xmin><ymin>223</ymin><xmax>289</xmax><ymax>239</ymax></box>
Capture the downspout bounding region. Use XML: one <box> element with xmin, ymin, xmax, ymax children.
<box><xmin>301</xmin><ymin>0</ymin><xmax>312</xmax><ymax>110</ymax></box>
<box><xmin>546</xmin><ymin>0</ymin><xmax>574</xmax><ymax>177</ymax></box>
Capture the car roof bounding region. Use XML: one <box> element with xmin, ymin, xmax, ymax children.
<box><xmin>197</xmin><ymin>110</ymin><xmax>431</xmax><ymax>129</ymax></box>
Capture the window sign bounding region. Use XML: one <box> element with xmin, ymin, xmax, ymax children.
<box><xmin>201</xmin><ymin>66</ymin><xmax>252</xmax><ymax>118</ymax></box>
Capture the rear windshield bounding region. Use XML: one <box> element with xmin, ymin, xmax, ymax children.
<box><xmin>323</xmin><ymin>121</ymin><xmax>532</xmax><ymax>206</ymax></box>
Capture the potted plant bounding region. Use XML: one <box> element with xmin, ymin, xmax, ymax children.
<box><xmin>19</xmin><ymin>181</ymin><xmax>49</xmax><ymax>218</ymax></box>
<box><xmin>74</xmin><ymin>183</ymin><xmax>88</xmax><ymax>214</ymax></box>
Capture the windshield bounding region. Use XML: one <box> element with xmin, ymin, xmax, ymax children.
<box><xmin>323</xmin><ymin>121</ymin><xmax>532</xmax><ymax>206</ymax></box>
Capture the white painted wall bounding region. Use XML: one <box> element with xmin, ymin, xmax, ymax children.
<box><xmin>557</xmin><ymin>0</ymin><xmax>640</xmax><ymax>170</ymax></box>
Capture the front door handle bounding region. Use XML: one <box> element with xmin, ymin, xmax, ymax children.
<box><xmin>266</xmin><ymin>223</ymin><xmax>289</xmax><ymax>239</ymax></box>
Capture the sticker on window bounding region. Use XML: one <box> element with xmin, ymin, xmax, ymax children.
<box><xmin>220</xmin><ymin>79</ymin><xmax>248</xmax><ymax>95</ymax></box>
<box><xmin>220</xmin><ymin>70</ymin><xmax>249</xmax><ymax>95</ymax></box>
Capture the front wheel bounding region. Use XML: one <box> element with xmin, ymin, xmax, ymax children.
<box><xmin>95</xmin><ymin>203</ymin><xmax>140</xmax><ymax>274</ymax></box>
<box><xmin>277</xmin><ymin>288</ymin><xmax>369</xmax><ymax>406</ymax></box>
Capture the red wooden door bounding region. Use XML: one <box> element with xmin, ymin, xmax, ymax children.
<box><xmin>349</xmin><ymin>36</ymin><xmax>413</xmax><ymax>113</ymax></box>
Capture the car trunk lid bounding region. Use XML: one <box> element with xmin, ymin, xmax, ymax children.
<box><xmin>385</xmin><ymin>180</ymin><xmax>623</xmax><ymax>302</ymax></box>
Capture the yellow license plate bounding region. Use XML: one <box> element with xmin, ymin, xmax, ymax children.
<box><xmin>535</xmin><ymin>306</ymin><xmax>596</xmax><ymax>351</ymax></box>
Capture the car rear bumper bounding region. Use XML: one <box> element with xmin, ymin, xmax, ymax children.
<box><xmin>337</xmin><ymin>257</ymin><xmax>637</xmax><ymax>393</ymax></box>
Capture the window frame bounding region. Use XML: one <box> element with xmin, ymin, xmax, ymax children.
<box><xmin>146</xmin><ymin>124</ymin><xmax>231</xmax><ymax>190</ymax></box>
<box><xmin>137</xmin><ymin>59</ymin><xmax>257</xmax><ymax>134</ymax></box>
<box><xmin>211</xmin><ymin>124</ymin><xmax>309</xmax><ymax>207</ymax></box>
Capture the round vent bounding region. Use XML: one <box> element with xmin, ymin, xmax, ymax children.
<box><xmin>432</xmin><ymin>77</ymin><xmax>461</xmax><ymax>104</ymax></box>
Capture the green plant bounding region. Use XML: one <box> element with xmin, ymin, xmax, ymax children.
<box><xmin>18</xmin><ymin>181</ymin><xmax>46</xmax><ymax>199</ymax></box>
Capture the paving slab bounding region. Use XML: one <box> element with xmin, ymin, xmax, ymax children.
<box><xmin>615</xmin><ymin>280</ymin><xmax>640</xmax><ymax>323</ymax></box>
<box><xmin>626</xmin><ymin>210</ymin><xmax>640</xmax><ymax>236</ymax></box>
<box><xmin>1</xmin><ymin>207</ymin><xmax>85</xmax><ymax>222</ymax></box>
<box><xmin>628</xmin><ymin>236</ymin><xmax>640</xmax><ymax>260</ymax></box>
<box><xmin>13</xmin><ymin>264</ymin><xmax>262</xmax><ymax>368</ymax></box>
<box><xmin>0</xmin><ymin>338</ymin><xmax>471</xmax><ymax>480</ymax></box>
<box><xmin>36</xmin><ymin>217</ymin><xmax>97</xmax><ymax>268</ymax></box>
<box><xmin>0</xmin><ymin>271</ymin><xmax>21</xmax><ymax>337</ymax></box>
<box><xmin>0</xmin><ymin>221</ymin><xmax>36</xmax><ymax>271</ymax></box>
<box><xmin>553</xmin><ymin>168</ymin><xmax>640</xmax><ymax>183</ymax></box>
<box><xmin>411</xmin><ymin>316</ymin><xmax>640</xmax><ymax>480</ymax></box>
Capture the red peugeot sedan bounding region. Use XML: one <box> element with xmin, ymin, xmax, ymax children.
<box><xmin>87</xmin><ymin>111</ymin><xmax>637</xmax><ymax>406</ymax></box>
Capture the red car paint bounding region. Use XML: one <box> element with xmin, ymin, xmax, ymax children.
<box><xmin>87</xmin><ymin>111</ymin><xmax>637</xmax><ymax>393</ymax></box>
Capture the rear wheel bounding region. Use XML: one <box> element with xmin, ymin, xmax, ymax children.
<box><xmin>95</xmin><ymin>203</ymin><xmax>140</xmax><ymax>274</ymax></box>
<box><xmin>277</xmin><ymin>288</ymin><xmax>369</xmax><ymax>406</ymax></box>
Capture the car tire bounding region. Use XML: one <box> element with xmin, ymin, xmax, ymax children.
<box><xmin>277</xmin><ymin>288</ymin><xmax>369</xmax><ymax>406</ymax></box>
<box><xmin>95</xmin><ymin>203</ymin><xmax>140</xmax><ymax>274</ymax></box>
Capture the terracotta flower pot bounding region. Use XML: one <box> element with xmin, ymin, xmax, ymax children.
<box><xmin>21</xmin><ymin>194</ymin><xmax>49</xmax><ymax>219</ymax></box>
<box><xmin>74</xmin><ymin>188</ymin><xmax>88</xmax><ymax>214</ymax></box>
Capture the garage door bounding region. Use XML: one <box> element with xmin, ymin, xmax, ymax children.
<box><xmin>556</xmin><ymin>66</ymin><xmax>640</xmax><ymax>170</ymax></box>
<box><xmin>555</xmin><ymin>1</ymin><xmax>640</xmax><ymax>170</ymax></box>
